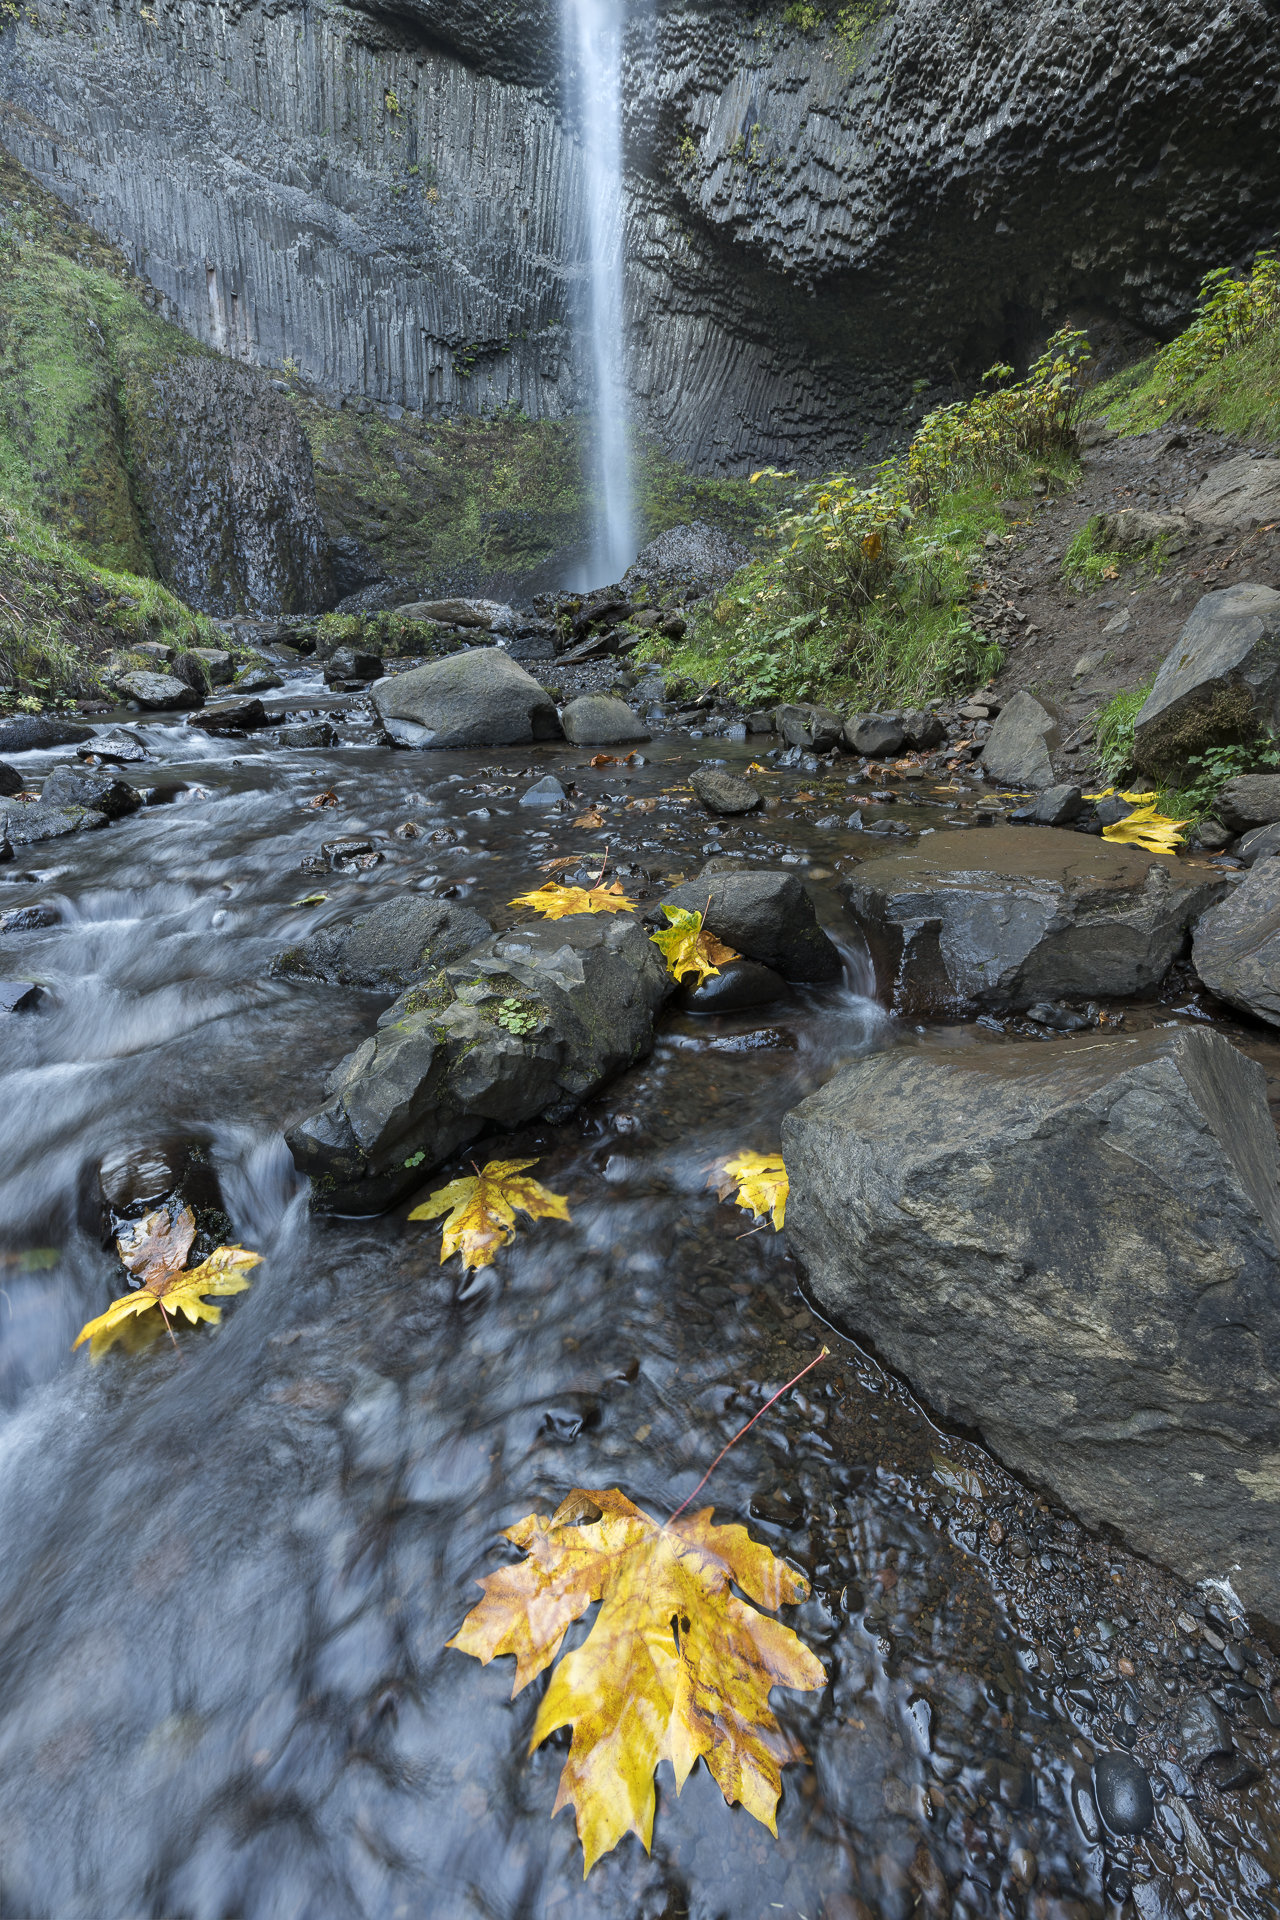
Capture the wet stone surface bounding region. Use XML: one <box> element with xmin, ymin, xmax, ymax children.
<box><xmin>0</xmin><ymin>676</ymin><xmax>1276</xmax><ymax>1920</ymax></box>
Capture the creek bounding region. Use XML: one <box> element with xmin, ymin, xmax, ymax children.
<box><xmin>0</xmin><ymin>677</ymin><xmax>1277</xmax><ymax>1920</ymax></box>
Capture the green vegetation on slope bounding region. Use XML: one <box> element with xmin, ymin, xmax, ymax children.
<box><xmin>0</xmin><ymin>149</ymin><xmax>234</xmax><ymax>707</ymax></box>
<box><xmin>641</xmin><ymin>332</ymin><xmax>1092</xmax><ymax>708</ymax></box>
<box><xmin>1087</xmin><ymin>250</ymin><xmax>1280</xmax><ymax>443</ymax></box>
<box><xmin>0</xmin><ymin>490</ymin><xmax>228</xmax><ymax>712</ymax></box>
<box><xmin>0</xmin><ymin>149</ymin><xmax>216</xmax><ymax>578</ymax></box>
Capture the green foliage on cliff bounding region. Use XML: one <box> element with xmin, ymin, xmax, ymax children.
<box><xmin>648</xmin><ymin>332</ymin><xmax>1090</xmax><ymax>708</ymax></box>
<box><xmin>0</xmin><ymin>147</ymin><xmax>222</xmax><ymax>584</ymax></box>
<box><xmin>1088</xmin><ymin>250</ymin><xmax>1280</xmax><ymax>442</ymax></box>
<box><xmin>0</xmin><ymin>489</ymin><xmax>225</xmax><ymax>711</ymax></box>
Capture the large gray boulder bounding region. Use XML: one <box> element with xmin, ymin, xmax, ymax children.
<box><xmin>41</xmin><ymin>764</ymin><xmax>141</xmax><ymax>819</ymax></box>
<box><xmin>980</xmin><ymin>689</ymin><xmax>1061</xmax><ymax>788</ymax></box>
<box><xmin>689</xmin><ymin>768</ymin><xmax>761</xmax><ymax>814</ymax></box>
<box><xmin>0</xmin><ymin>716</ymin><xmax>93</xmax><ymax>753</ymax></box>
<box><xmin>0</xmin><ymin>801</ymin><xmax>109</xmax><ymax>844</ymax></box>
<box><xmin>372</xmin><ymin>651</ymin><xmax>562</xmax><ymax>748</ymax></box>
<box><xmin>1192</xmin><ymin>859</ymin><xmax>1280</xmax><ymax>1025</ymax></box>
<box><xmin>782</xmin><ymin>1026</ymin><xmax>1280</xmax><ymax>1622</ymax></box>
<box><xmin>1132</xmin><ymin>584</ymin><xmax>1280</xmax><ymax>773</ymax></box>
<box><xmin>842</xmin><ymin>827</ymin><xmax>1225</xmax><ymax>1014</ymax></box>
<box><xmin>115</xmin><ymin>671</ymin><xmax>202</xmax><ymax>711</ymax></box>
<box><xmin>272</xmin><ymin>895</ymin><xmax>491</xmax><ymax>993</ymax></box>
<box><xmin>775</xmin><ymin>703</ymin><xmax>843</xmax><ymax>752</ymax></box>
<box><xmin>0</xmin><ymin>761</ymin><xmax>22</xmax><ymax>796</ymax></box>
<box><xmin>559</xmin><ymin>695</ymin><xmax>650</xmax><ymax>746</ymax></box>
<box><xmin>659</xmin><ymin>867</ymin><xmax>843</xmax><ymax>982</ymax></box>
<box><xmin>845</xmin><ymin>712</ymin><xmax>907</xmax><ymax>757</ymax></box>
<box><xmin>1213</xmin><ymin>773</ymin><xmax>1280</xmax><ymax>834</ymax></box>
<box><xmin>287</xmin><ymin>914</ymin><xmax>669</xmax><ymax>1212</ymax></box>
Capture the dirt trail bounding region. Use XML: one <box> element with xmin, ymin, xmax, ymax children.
<box><xmin>979</xmin><ymin>425</ymin><xmax>1280</xmax><ymax>782</ymax></box>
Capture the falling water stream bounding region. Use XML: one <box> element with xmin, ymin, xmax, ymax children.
<box><xmin>0</xmin><ymin>672</ymin><xmax>1278</xmax><ymax>1919</ymax></box>
<box><xmin>562</xmin><ymin>0</ymin><xmax>636</xmax><ymax>587</ymax></box>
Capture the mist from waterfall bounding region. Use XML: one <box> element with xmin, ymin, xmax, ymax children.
<box><xmin>562</xmin><ymin>0</ymin><xmax>635</xmax><ymax>588</ymax></box>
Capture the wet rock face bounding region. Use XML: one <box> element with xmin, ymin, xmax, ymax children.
<box><xmin>131</xmin><ymin>358</ymin><xmax>333</xmax><ymax>616</ymax></box>
<box><xmin>272</xmin><ymin>896</ymin><xmax>491</xmax><ymax>993</ymax></box>
<box><xmin>3</xmin><ymin>1</ymin><xmax>1277</xmax><ymax>468</ymax></box>
<box><xmin>1134</xmin><ymin>585</ymin><xmax>1280</xmax><ymax>774</ymax></box>
<box><xmin>659</xmin><ymin>867</ymin><xmax>843</xmax><ymax>983</ymax></box>
<box><xmin>782</xmin><ymin>1025</ymin><xmax>1280</xmax><ymax>1621</ymax></box>
<box><xmin>287</xmin><ymin>915</ymin><xmax>669</xmax><ymax>1212</ymax></box>
<box><xmin>1192</xmin><ymin>857</ymin><xmax>1280</xmax><ymax>1027</ymax></box>
<box><xmin>841</xmin><ymin>827</ymin><xmax>1225</xmax><ymax>1016</ymax></box>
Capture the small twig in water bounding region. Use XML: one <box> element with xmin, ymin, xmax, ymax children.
<box><xmin>667</xmin><ymin>1346</ymin><xmax>829</xmax><ymax>1524</ymax></box>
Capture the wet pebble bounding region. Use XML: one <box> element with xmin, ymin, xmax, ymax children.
<box><xmin>1093</xmin><ymin>1751</ymin><xmax>1154</xmax><ymax>1833</ymax></box>
<box><xmin>1177</xmin><ymin>1690</ymin><xmax>1234</xmax><ymax>1760</ymax></box>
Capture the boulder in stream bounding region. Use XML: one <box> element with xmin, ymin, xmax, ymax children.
<box><xmin>287</xmin><ymin>914</ymin><xmax>668</xmax><ymax>1212</ymax></box>
<box><xmin>689</xmin><ymin>768</ymin><xmax>761</xmax><ymax>814</ymax></box>
<box><xmin>188</xmin><ymin>698</ymin><xmax>273</xmax><ymax>735</ymax></box>
<box><xmin>659</xmin><ymin>866</ymin><xmax>843</xmax><ymax>982</ymax></box>
<box><xmin>0</xmin><ymin>800</ymin><xmax>109</xmax><ymax>844</ymax></box>
<box><xmin>41</xmin><ymin>764</ymin><xmax>142</xmax><ymax>819</ymax></box>
<box><xmin>1192</xmin><ymin>858</ymin><xmax>1280</xmax><ymax>1025</ymax></box>
<box><xmin>980</xmin><ymin>689</ymin><xmax>1061</xmax><ymax>788</ymax></box>
<box><xmin>272</xmin><ymin>895</ymin><xmax>491</xmax><ymax>993</ymax></box>
<box><xmin>841</xmin><ymin>827</ymin><xmax>1225</xmax><ymax>1015</ymax></box>
<box><xmin>0</xmin><ymin>715</ymin><xmax>94</xmax><ymax>752</ymax></box>
<box><xmin>559</xmin><ymin>695</ymin><xmax>650</xmax><ymax>746</ymax></box>
<box><xmin>1213</xmin><ymin>773</ymin><xmax>1280</xmax><ymax>834</ymax></box>
<box><xmin>781</xmin><ymin>1025</ymin><xmax>1280</xmax><ymax>1621</ymax></box>
<box><xmin>372</xmin><ymin>650</ymin><xmax>562</xmax><ymax>748</ymax></box>
<box><xmin>115</xmin><ymin>670</ymin><xmax>203</xmax><ymax>711</ymax></box>
<box><xmin>775</xmin><ymin>703</ymin><xmax>843</xmax><ymax>752</ymax></box>
<box><xmin>0</xmin><ymin>761</ymin><xmax>21</xmax><ymax>796</ymax></box>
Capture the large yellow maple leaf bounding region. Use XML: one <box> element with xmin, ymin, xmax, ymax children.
<box><xmin>650</xmin><ymin>905</ymin><xmax>740</xmax><ymax>987</ymax></box>
<box><xmin>713</xmin><ymin>1150</ymin><xmax>789</xmax><ymax>1230</ymax></box>
<box><xmin>509</xmin><ymin>880</ymin><xmax>636</xmax><ymax>919</ymax></box>
<box><xmin>408</xmin><ymin>1157</ymin><xmax>571</xmax><ymax>1269</ymax></box>
<box><xmin>449</xmin><ymin>1486</ymin><xmax>825</xmax><ymax>1873</ymax></box>
<box><xmin>1084</xmin><ymin>788</ymin><xmax>1190</xmax><ymax>854</ymax></box>
<box><xmin>73</xmin><ymin>1206</ymin><xmax>261</xmax><ymax>1361</ymax></box>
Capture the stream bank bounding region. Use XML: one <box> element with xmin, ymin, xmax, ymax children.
<box><xmin>1</xmin><ymin>661</ymin><xmax>1278</xmax><ymax>1919</ymax></box>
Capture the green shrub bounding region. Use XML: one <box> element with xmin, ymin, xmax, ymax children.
<box><xmin>1062</xmin><ymin>518</ymin><xmax>1124</xmax><ymax>591</ymax></box>
<box><xmin>1168</xmin><ymin>737</ymin><xmax>1280</xmax><ymax>823</ymax></box>
<box><xmin>1094</xmin><ymin>682</ymin><xmax>1153</xmax><ymax>784</ymax></box>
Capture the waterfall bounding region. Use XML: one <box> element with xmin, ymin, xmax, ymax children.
<box><xmin>562</xmin><ymin>0</ymin><xmax>635</xmax><ymax>588</ymax></box>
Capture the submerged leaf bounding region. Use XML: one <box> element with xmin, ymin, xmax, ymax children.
<box><xmin>448</xmin><ymin>1486</ymin><xmax>825</xmax><ymax>1874</ymax></box>
<box><xmin>408</xmin><ymin>1157</ymin><xmax>571</xmax><ymax>1270</ymax></box>
<box><xmin>509</xmin><ymin>880</ymin><xmax>636</xmax><ymax>920</ymax></box>
<box><xmin>650</xmin><ymin>906</ymin><xmax>739</xmax><ymax>987</ymax></box>
<box><xmin>713</xmin><ymin>1151</ymin><xmax>789</xmax><ymax>1230</ymax></box>
<box><xmin>73</xmin><ymin>1216</ymin><xmax>261</xmax><ymax>1363</ymax></box>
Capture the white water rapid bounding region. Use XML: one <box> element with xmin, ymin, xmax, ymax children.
<box><xmin>562</xmin><ymin>0</ymin><xmax>636</xmax><ymax>587</ymax></box>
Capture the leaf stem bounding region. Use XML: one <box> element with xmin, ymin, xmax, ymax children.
<box><xmin>666</xmin><ymin>1345</ymin><xmax>829</xmax><ymax>1525</ymax></box>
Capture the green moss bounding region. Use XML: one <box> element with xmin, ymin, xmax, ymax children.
<box><xmin>0</xmin><ymin>148</ymin><xmax>218</xmax><ymax>580</ymax></box>
<box><xmin>314</xmin><ymin>609</ymin><xmax>463</xmax><ymax>658</ymax></box>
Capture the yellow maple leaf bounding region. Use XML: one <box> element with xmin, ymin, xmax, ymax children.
<box><xmin>650</xmin><ymin>905</ymin><xmax>740</xmax><ymax>987</ymax></box>
<box><xmin>1084</xmin><ymin>789</ymin><xmax>1189</xmax><ymax>853</ymax></box>
<box><xmin>1102</xmin><ymin>800</ymin><xmax>1189</xmax><ymax>853</ymax></box>
<box><xmin>73</xmin><ymin>1206</ymin><xmax>261</xmax><ymax>1362</ymax></box>
<box><xmin>408</xmin><ymin>1156</ymin><xmax>571</xmax><ymax>1270</ymax></box>
<box><xmin>509</xmin><ymin>880</ymin><xmax>637</xmax><ymax>920</ymax></box>
<box><xmin>713</xmin><ymin>1151</ymin><xmax>789</xmax><ymax>1230</ymax></box>
<box><xmin>448</xmin><ymin>1485</ymin><xmax>825</xmax><ymax>1873</ymax></box>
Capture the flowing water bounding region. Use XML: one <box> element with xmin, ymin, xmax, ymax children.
<box><xmin>561</xmin><ymin>0</ymin><xmax>636</xmax><ymax>587</ymax></box>
<box><xmin>1</xmin><ymin>682</ymin><xmax>1278</xmax><ymax>1920</ymax></box>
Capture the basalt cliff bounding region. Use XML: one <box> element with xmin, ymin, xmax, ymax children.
<box><xmin>1</xmin><ymin>0</ymin><xmax>1276</xmax><ymax>472</ymax></box>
